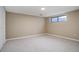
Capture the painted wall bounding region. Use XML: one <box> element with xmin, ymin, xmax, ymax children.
<box><xmin>46</xmin><ymin>10</ymin><xmax>79</xmax><ymax>39</ymax></box>
<box><xmin>6</xmin><ymin>12</ymin><xmax>45</xmax><ymax>39</ymax></box>
<box><xmin>0</xmin><ymin>7</ymin><xmax>5</xmax><ymax>50</ymax></box>
<box><xmin>6</xmin><ymin>10</ymin><xmax>79</xmax><ymax>40</ymax></box>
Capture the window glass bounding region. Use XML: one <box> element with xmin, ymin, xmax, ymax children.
<box><xmin>58</xmin><ymin>16</ymin><xmax>67</xmax><ymax>22</ymax></box>
<box><xmin>52</xmin><ymin>17</ymin><xmax>58</xmax><ymax>22</ymax></box>
<box><xmin>48</xmin><ymin>16</ymin><xmax>67</xmax><ymax>23</ymax></box>
<box><xmin>48</xmin><ymin>18</ymin><xmax>52</xmax><ymax>23</ymax></box>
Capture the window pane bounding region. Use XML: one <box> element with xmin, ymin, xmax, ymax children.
<box><xmin>52</xmin><ymin>17</ymin><xmax>58</xmax><ymax>22</ymax></box>
<box><xmin>49</xmin><ymin>16</ymin><xmax>67</xmax><ymax>23</ymax></box>
<box><xmin>48</xmin><ymin>18</ymin><xmax>52</xmax><ymax>23</ymax></box>
<box><xmin>58</xmin><ymin>16</ymin><xmax>67</xmax><ymax>22</ymax></box>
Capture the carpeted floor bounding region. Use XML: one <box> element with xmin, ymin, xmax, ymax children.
<box><xmin>1</xmin><ymin>35</ymin><xmax>79</xmax><ymax>52</ymax></box>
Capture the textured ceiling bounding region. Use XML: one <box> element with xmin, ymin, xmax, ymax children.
<box><xmin>5</xmin><ymin>6</ymin><xmax>79</xmax><ymax>17</ymax></box>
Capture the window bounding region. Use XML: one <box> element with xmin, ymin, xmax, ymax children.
<box><xmin>52</xmin><ymin>17</ymin><xmax>58</xmax><ymax>22</ymax></box>
<box><xmin>48</xmin><ymin>18</ymin><xmax>52</xmax><ymax>23</ymax></box>
<box><xmin>58</xmin><ymin>16</ymin><xmax>67</xmax><ymax>22</ymax></box>
<box><xmin>48</xmin><ymin>16</ymin><xmax>67</xmax><ymax>23</ymax></box>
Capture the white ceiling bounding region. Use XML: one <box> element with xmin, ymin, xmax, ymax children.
<box><xmin>5</xmin><ymin>6</ymin><xmax>79</xmax><ymax>17</ymax></box>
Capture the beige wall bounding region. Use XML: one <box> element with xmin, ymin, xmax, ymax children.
<box><xmin>6</xmin><ymin>10</ymin><xmax>79</xmax><ymax>39</ymax></box>
<box><xmin>46</xmin><ymin>10</ymin><xmax>79</xmax><ymax>39</ymax></box>
<box><xmin>6</xmin><ymin>12</ymin><xmax>45</xmax><ymax>39</ymax></box>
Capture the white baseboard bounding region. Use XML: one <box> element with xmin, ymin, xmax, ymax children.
<box><xmin>6</xmin><ymin>33</ymin><xmax>79</xmax><ymax>42</ymax></box>
<box><xmin>7</xmin><ymin>33</ymin><xmax>46</xmax><ymax>41</ymax></box>
<box><xmin>45</xmin><ymin>33</ymin><xmax>79</xmax><ymax>42</ymax></box>
<box><xmin>0</xmin><ymin>39</ymin><xmax>6</xmax><ymax>51</ymax></box>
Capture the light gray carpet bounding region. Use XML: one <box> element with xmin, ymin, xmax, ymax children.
<box><xmin>1</xmin><ymin>35</ymin><xmax>79</xmax><ymax>52</ymax></box>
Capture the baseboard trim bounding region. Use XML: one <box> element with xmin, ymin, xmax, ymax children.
<box><xmin>7</xmin><ymin>33</ymin><xmax>45</xmax><ymax>41</ymax></box>
<box><xmin>6</xmin><ymin>33</ymin><xmax>79</xmax><ymax>42</ymax></box>
<box><xmin>0</xmin><ymin>39</ymin><xmax>6</xmax><ymax>51</ymax></box>
<box><xmin>45</xmin><ymin>33</ymin><xmax>79</xmax><ymax>42</ymax></box>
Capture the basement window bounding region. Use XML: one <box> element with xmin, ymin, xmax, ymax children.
<box><xmin>49</xmin><ymin>16</ymin><xmax>67</xmax><ymax>23</ymax></box>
